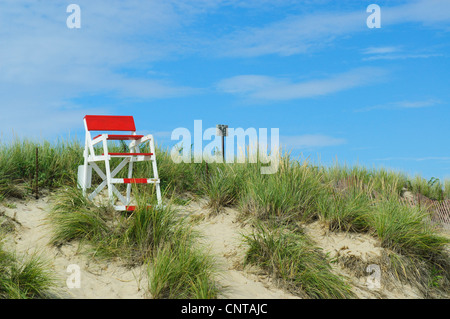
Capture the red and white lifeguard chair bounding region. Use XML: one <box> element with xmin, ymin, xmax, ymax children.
<box><xmin>78</xmin><ymin>115</ymin><xmax>162</xmax><ymax>211</ymax></box>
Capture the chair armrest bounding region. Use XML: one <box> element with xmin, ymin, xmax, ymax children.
<box><xmin>92</xmin><ymin>134</ymin><xmax>108</xmax><ymax>145</ymax></box>
<box><xmin>129</xmin><ymin>134</ymin><xmax>152</xmax><ymax>148</ymax></box>
<box><xmin>93</xmin><ymin>134</ymin><xmax>144</xmax><ymax>141</ymax></box>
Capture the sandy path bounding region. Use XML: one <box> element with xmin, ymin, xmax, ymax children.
<box><xmin>1</xmin><ymin>195</ymin><xmax>146</xmax><ymax>299</ymax></box>
<box><xmin>186</xmin><ymin>201</ymin><xmax>299</xmax><ymax>299</ymax></box>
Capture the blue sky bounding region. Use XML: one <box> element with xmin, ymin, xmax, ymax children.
<box><xmin>1</xmin><ymin>0</ymin><xmax>449</xmax><ymax>179</ymax></box>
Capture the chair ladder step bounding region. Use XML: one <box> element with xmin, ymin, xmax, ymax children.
<box><xmin>111</xmin><ymin>178</ymin><xmax>160</xmax><ymax>184</ymax></box>
<box><xmin>114</xmin><ymin>205</ymin><xmax>152</xmax><ymax>211</ymax></box>
<box><xmin>103</xmin><ymin>152</ymin><xmax>153</xmax><ymax>156</ymax></box>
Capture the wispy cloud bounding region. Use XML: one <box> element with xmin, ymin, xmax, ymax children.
<box><xmin>217</xmin><ymin>67</ymin><xmax>388</xmax><ymax>101</ymax></box>
<box><xmin>363</xmin><ymin>53</ymin><xmax>443</xmax><ymax>61</ymax></box>
<box><xmin>362</xmin><ymin>47</ymin><xmax>402</xmax><ymax>55</ymax></box>
<box><xmin>280</xmin><ymin>134</ymin><xmax>346</xmax><ymax>150</ymax></box>
<box><xmin>361</xmin><ymin>46</ymin><xmax>443</xmax><ymax>61</ymax></box>
<box><xmin>356</xmin><ymin>99</ymin><xmax>442</xmax><ymax>112</ymax></box>
<box><xmin>216</xmin><ymin>11</ymin><xmax>365</xmax><ymax>57</ymax></box>
<box><xmin>382</xmin><ymin>0</ymin><xmax>450</xmax><ymax>27</ymax></box>
<box><xmin>215</xmin><ymin>0</ymin><xmax>450</xmax><ymax>58</ymax></box>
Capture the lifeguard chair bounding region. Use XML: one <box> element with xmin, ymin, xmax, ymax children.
<box><xmin>78</xmin><ymin>115</ymin><xmax>162</xmax><ymax>211</ymax></box>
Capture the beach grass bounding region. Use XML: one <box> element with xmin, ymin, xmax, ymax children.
<box><xmin>0</xmin><ymin>242</ymin><xmax>56</xmax><ymax>299</ymax></box>
<box><xmin>148</xmin><ymin>239</ymin><xmax>220</xmax><ymax>299</ymax></box>
<box><xmin>369</xmin><ymin>196</ymin><xmax>449</xmax><ymax>259</ymax></box>
<box><xmin>1</xmin><ymin>137</ymin><xmax>449</xmax><ymax>298</ymax></box>
<box><xmin>243</xmin><ymin>223</ymin><xmax>354</xmax><ymax>299</ymax></box>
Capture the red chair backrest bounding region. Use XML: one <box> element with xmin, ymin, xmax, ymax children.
<box><xmin>84</xmin><ymin>115</ymin><xmax>136</xmax><ymax>132</ymax></box>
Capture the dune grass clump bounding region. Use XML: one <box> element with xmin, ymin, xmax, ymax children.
<box><xmin>148</xmin><ymin>238</ymin><xmax>220</xmax><ymax>299</ymax></box>
<box><xmin>47</xmin><ymin>187</ymin><xmax>114</xmax><ymax>247</ymax></box>
<box><xmin>369</xmin><ymin>197</ymin><xmax>449</xmax><ymax>259</ymax></box>
<box><xmin>125</xmin><ymin>200</ymin><xmax>221</xmax><ymax>298</ymax></box>
<box><xmin>243</xmin><ymin>224</ymin><xmax>354</xmax><ymax>299</ymax></box>
<box><xmin>155</xmin><ymin>148</ymin><xmax>204</xmax><ymax>196</ymax></box>
<box><xmin>121</xmin><ymin>192</ymin><xmax>194</xmax><ymax>263</ymax></box>
<box><xmin>323</xmin><ymin>164</ymin><xmax>408</xmax><ymax>198</ymax></box>
<box><xmin>317</xmin><ymin>186</ymin><xmax>373</xmax><ymax>232</ymax></box>
<box><xmin>444</xmin><ymin>179</ymin><xmax>450</xmax><ymax>199</ymax></box>
<box><xmin>201</xmin><ymin>165</ymin><xmax>245</xmax><ymax>215</ymax></box>
<box><xmin>136</xmin><ymin>197</ymin><xmax>221</xmax><ymax>298</ymax></box>
<box><xmin>239</xmin><ymin>156</ymin><xmax>325</xmax><ymax>222</ymax></box>
<box><xmin>408</xmin><ymin>176</ymin><xmax>445</xmax><ymax>201</ymax></box>
<box><xmin>50</xmin><ymin>185</ymin><xmax>179</xmax><ymax>260</ymax></box>
<box><xmin>365</xmin><ymin>197</ymin><xmax>450</xmax><ymax>296</ymax></box>
<box><xmin>0</xmin><ymin>243</ymin><xmax>56</xmax><ymax>299</ymax></box>
<box><xmin>384</xmin><ymin>250</ymin><xmax>450</xmax><ymax>297</ymax></box>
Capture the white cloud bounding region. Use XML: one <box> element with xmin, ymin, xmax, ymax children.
<box><xmin>356</xmin><ymin>99</ymin><xmax>442</xmax><ymax>112</ymax></box>
<box><xmin>217</xmin><ymin>67</ymin><xmax>387</xmax><ymax>101</ymax></box>
<box><xmin>280</xmin><ymin>134</ymin><xmax>346</xmax><ymax>150</ymax></box>
<box><xmin>383</xmin><ymin>0</ymin><xmax>450</xmax><ymax>26</ymax></box>
<box><xmin>216</xmin><ymin>11</ymin><xmax>365</xmax><ymax>57</ymax></box>
<box><xmin>363</xmin><ymin>53</ymin><xmax>443</xmax><ymax>61</ymax></box>
<box><xmin>214</xmin><ymin>0</ymin><xmax>450</xmax><ymax>57</ymax></box>
<box><xmin>396</xmin><ymin>100</ymin><xmax>442</xmax><ymax>108</ymax></box>
<box><xmin>361</xmin><ymin>45</ymin><xmax>443</xmax><ymax>61</ymax></box>
<box><xmin>362</xmin><ymin>47</ymin><xmax>402</xmax><ymax>55</ymax></box>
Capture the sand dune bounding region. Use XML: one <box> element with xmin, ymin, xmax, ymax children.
<box><xmin>0</xmin><ymin>193</ymin><xmax>442</xmax><ymax>299</ymax></box>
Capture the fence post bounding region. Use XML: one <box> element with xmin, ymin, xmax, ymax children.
<box><xmin>35</xmin><ymin>147</ymin><xmax>39</xmax><ymax>199</ymax></box>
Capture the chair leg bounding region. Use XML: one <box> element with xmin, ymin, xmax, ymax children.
<box><xmin>102</xmin><ymin>141</ymin><xmax>114</xmax><ymax>205</ymax></box>
<box><xmin>104</xmin><ymin>161</ymin><xmax>113</xmax><ymax>204</ymax></box>
<box><xmin>82</xmin><ymin>137</ymin><xmax>89</xmax><ymax>196</ymax></box>
<box><xmin>126</xmin><ymin>159</ymin><xmax>133</xmax><ymax>206</ymax></box>
<box><xmin>149</xmin><ymin>137</ymin><xmax>162</xmax><ymax>206</ymax></box>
